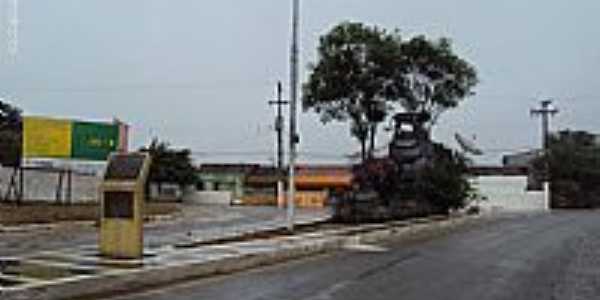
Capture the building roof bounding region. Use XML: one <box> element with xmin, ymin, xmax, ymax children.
<box><xmin>502</xmin><ymin>149</ymin><xmax>542</xmax><ymax>168</ymax></box>
<box><xmin>469</xmin><ymin>166</ymin><xmax>529</xmax><ymax>176</ymax></box>
<box><xmin>295</xmin><ymin>164</ymin><xmax>352</xmax><ymax>175</ymax></box>
<box><xmin>198</xmin><ymin>164</ymin><xmax>260</xmax><ymax>174</ymax></box>
<box><xmin>245</xmin><ymin>164</ymin><xmax>353</xmax><ymax>189</ymax></box>
<box><xmin>199</xmin><ymin>163</ymin><xmax>352</xmax><ymax>174</ymax></box>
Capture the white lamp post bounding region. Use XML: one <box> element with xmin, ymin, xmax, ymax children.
<box><xmin>287</xmin><ymin>0</ymin><xmax>300</xmax><ymax>232</ymax></box>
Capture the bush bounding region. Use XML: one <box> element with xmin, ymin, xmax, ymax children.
<box><xmin>415</xmin><ymin>143</ymin><xmax>476</xmax><ymax>213</ymax></box>
<box><xmin>533</xmin><ymin>130</ymin><xmax>600</xmax><ymax>208</ymax></box>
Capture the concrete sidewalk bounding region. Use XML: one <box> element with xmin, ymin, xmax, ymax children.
<box><xmin>0</xmin><ymin>205</ymin><xmax>331</xmax><ymax>257</ymax></box>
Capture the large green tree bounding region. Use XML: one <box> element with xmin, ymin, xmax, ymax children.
<box><xmin>140</xmin><ymin>139</ymin><xmax>196</xmax><ymax>200</ymax></box>
<box><xmin>303</xmin><ymin>22</ymin><xmax>403</xmax><ymax>161</ymax></box>
<box><xmin>399</xmin><ymin>36</ymin><xmax>479</xmax><ymax>128</ymax></box>
<box><xmin>303</xmin><ymin>22</ymin><xmax>479</xmax><ymax>160</ymax></box>
<box><xmin>0</xmin><ymin>100</ymin><xmax>22</xmax><ymax>167</ymax></box>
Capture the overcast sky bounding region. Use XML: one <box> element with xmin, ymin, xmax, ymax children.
<box><xmin>0</xmin><ymin>0</ymin><xmax>599</xmax><ymax>165</ymax></box>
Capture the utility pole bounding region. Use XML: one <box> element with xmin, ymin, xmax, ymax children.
<box><xmin>268</xmin><ymin>81</ymin><xmax>289</xmax><ymax>208</ymax></box>
<box><xmin>531</xmin><ymin>99</ymin><xmax>558</xmax><ymax>210</ymax></box>
<box><xmin>531</xmin><ymin>99</ymin><xmax>559</xmax><ymax>154</ymax></box>
<box><xmin>287</xmin><ymin>0</ymin><xmax>300</xmax><ymax>232</ymax></box>
<box><xmin>268</xmin><ymin>82</ymin><xmax>288</xmax><ymax>171</ymax></box>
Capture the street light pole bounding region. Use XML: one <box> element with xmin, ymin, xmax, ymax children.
<box><xmin>287</xmin><ymin>0</ymin><xmax>300</xmax><ymax>232</ymax></box>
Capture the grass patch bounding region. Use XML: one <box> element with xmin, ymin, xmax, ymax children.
<box><xmin>0</xmin><ymin>201</ymin><xmax>180</xmax><ymax>226</ymax></box>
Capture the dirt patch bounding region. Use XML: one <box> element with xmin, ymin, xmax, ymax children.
<box><xmin>0</xmin><ymin>202</ymin><xmax>180</xmax><ymax>226</ymax></box>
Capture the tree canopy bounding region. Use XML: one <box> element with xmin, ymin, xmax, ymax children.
<box><xmin>0</xmin><ymin>100</ymin><xmax>22</xmax><ymax>167</ymax></box>
<box><xmin>303</xmin><ymin>21</ymin><xmax>479</xmax><ymax>160</ymax></box>
<box><xmin>399</xmin><ymin>36</ymin><xmax>479</xmax><ymax>127</ymax></box>
<box><xmin>0</xmin><ymin>101</ymin><xmax>21</xmax><ymax>128</ymax></box>
<box><xmin>303</xmin><ymin>22</ymin><xmax>403</xmax><ymax>160</ymax></box>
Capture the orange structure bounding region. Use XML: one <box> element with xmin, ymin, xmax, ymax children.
<box><xmin>241</xmin><ymin>165</ymin><xmax>353</xmax><ymax>208</ymax></box>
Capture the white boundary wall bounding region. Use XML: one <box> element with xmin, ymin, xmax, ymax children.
<box><xmin>473</xmin><ymin>176</ymin><xmax>546</xmax><ymax>212</ymax></box>
<box><xmin>184</xmin><ymin>191</ymin><xmax>232</xmax><ymax>206</ymax></box>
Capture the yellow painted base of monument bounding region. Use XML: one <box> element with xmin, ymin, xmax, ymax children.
<box><xmin>100</xmin><ymin>218</ymin><xmax>143</xmax><ymax>259</ymax></box>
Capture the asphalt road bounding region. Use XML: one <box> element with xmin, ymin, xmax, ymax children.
<box><xmin>110</xmin><ymin>211</ymin><xmax>600</xmax><ymax>300</ymax></box>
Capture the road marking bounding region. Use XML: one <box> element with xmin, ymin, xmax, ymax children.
<box><xmin>343</xmin><ymin>243</ymin><xmax>389</xmax><ymax>253</ymax></box>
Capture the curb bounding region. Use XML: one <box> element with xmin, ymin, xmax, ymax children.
<box><xmin>1</xmin><ymin>214</ymin><xmax>485</xmax><ymax>300</ymax></box>
<box><xmin>0</xmin><ymin>221</ymin><xmax>94</xmax><ymax>234</ymax></box>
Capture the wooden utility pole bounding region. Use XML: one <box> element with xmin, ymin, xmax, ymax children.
<box><xmin>268</xmin><ymin>82</ymin><xmax>289</xmax><ymax>208</ymax></box>
<box><xmin>268</xmin><ymin>82</ymin><xmax>288</xmax><ymax>171</ymax></box>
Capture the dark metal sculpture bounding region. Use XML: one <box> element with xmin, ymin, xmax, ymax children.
<box><xmin>333</xmin><ymin>112</ymin><xmax>441</xmax><ymax>223</ymax></box>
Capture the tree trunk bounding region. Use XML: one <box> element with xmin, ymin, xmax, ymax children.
<box><xmin>16</xmin><ymin>167</ymin><xmax>23</xmax><ymax>206</ymax></box>
<box><xmin>157</xmin><ymin>182</ymin><xmax>162</xmax><ymax>201</ymax></box>
<box><xmin>369</xmin><ymin>124</ymin><xmax>377</xmax><ymax>158</ymax></box>
<box><xmin>178</xmin><ymin>184</ymin><xmax>185</xmax><ymax>203</ymax></box>
<box><xmin>361</xmin><ymin>138</ymin><xmax>367</xmax><ymax>162</ymax></box>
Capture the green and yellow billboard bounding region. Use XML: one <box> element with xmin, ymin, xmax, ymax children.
<box><xmin>23</xmin><ymin>116</ymin><xmax>127</xmax><ymax>161</ymax></box>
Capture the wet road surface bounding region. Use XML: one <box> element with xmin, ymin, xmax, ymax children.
<box><xmin>110</xmin><ymin>211</ymin><xmax>600</xmax><ymax>300</ymax></box>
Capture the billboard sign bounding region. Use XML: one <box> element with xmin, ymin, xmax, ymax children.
<box><xmin>23</xmin><ymin>117</ymin><xmax>72</xmax><ymax>158</ymax></box>
<box><xmin>23</xmin><ymin>116</ymin><xmax>127</xmax><ymax>161</ymax></box>
<box><xmin>72</xmin><ymin>121</ymin><xmax>120</xmax><ymax>161</ymax></box>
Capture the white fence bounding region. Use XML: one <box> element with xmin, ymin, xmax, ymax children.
<box><xmin>0</xmin><ymin>167</ymin><xmax>101</xmax><ymax>203</ymax></box>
